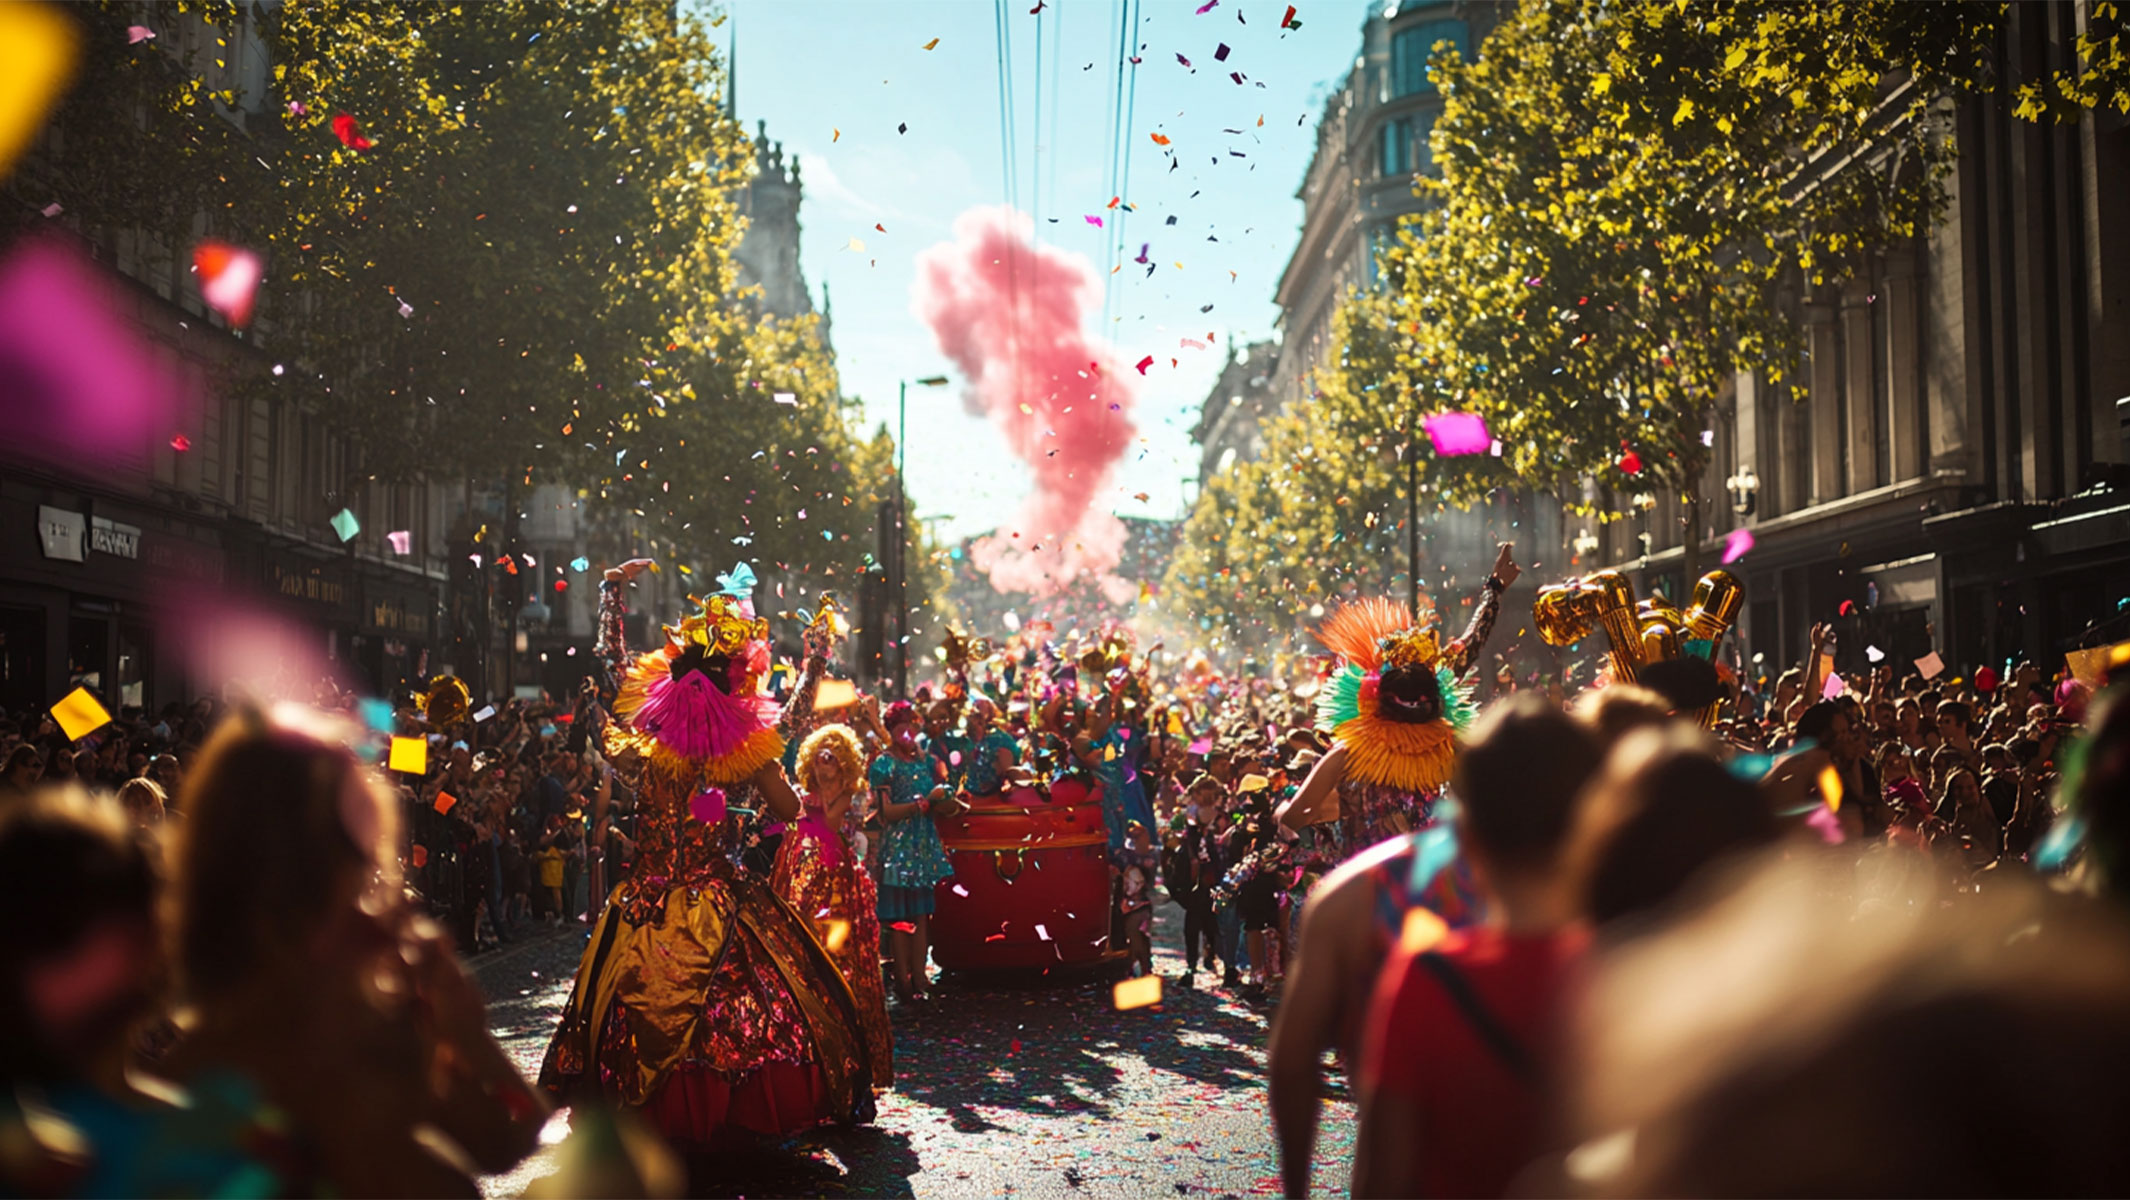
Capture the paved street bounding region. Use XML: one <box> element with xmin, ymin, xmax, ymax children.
<box><xmin>474</xmin><ymin>907</ymin><xmax>1354</xmax><ymax>1197</ymax></box>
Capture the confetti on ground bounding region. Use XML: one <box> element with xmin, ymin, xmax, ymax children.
<box><xmin>1113</xmin><ymin>975</ymin><xmax>1163</xmax><ymax>1010</ymax></box>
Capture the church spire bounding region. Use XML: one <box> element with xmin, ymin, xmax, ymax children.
<box><xmin>723</xmin><ymin>15</ymin><xmax>736</xmax><ymax>120</ymax></box>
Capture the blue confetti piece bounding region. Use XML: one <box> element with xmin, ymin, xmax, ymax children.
<box><xmin>358</xmin><ymin>698</ymin><xmax>394</xmax><ymax>734</ymax></box>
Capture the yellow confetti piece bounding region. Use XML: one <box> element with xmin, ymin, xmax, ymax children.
<box><xmin>820</xmin><ymin>918</ymin><xmax>851</xmax><ymax>952</ymax></box>
<box><xmin>1818</xmin><ymin>763</ymin><xmax>1843</xmax><ymax>812</ymax></box>
<box><xmin>815</xmin><ymin>679</ymin><xmax>859</xmax><ymax>710</ymax></box>
<box><xmin>1400</xmin><ymin>906</ymin><xmax>1448</xmax><ymax>954</ymax></box>
<box><xmin>50</xmin><ymin>686</ymin><xmax>110</xmax><ymax>742</ymax></box>
<box><xmin>832</xmin><ymin>127</ymin><xmax>841</xmax><ymax>142</ymax></box>
<box><xmin>1113</xmin><ymin>974</ymin><xmax>1163</xmax><ymax>1010</ymax></box>
<box><xmin>389</xmin><ymin>736</ymin><xmax>428</xmax><ymax>775</ymax></box>
<box><xmin>0</xmin><ymin>2</ymin><xmax>78</xmax><ymax>178</ymax></box>
<box><xmin>922</xmin><ymin>36</ymin><xmax>940</xmax><ymax>50</ymax></box>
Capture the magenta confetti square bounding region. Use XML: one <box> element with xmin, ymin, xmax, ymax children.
<box><xmin>0</xmin><ymin>236</ymin><xmax>178</xmax><ymax>466</ymax></box>
<box><xmin>1423</xmin><ymin>411</ymin><xmax>1492</xmax><ymax>456</ymax></box>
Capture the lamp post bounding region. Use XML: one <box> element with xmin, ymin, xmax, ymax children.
<box><xmin>895</xmin><ymin>375</ymin><xmax>951</xmax><ymax>699</ymax></box>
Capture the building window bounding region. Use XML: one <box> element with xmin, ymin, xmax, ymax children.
<box><xmin>1380</xmin><ymin>117</ymin><xmax>1412</xmax><ymax>178</ymax></box>
<box><xmin>1390</xmin><ymin>19</ymin><xmax>1468</xmax><ymax>97</ymax></box>
<box><xmin>1414</xmin><ymin>109</ymin><xmax>1439</xmax><ymax>175</ymax></box>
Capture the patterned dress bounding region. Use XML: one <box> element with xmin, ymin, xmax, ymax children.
<box><xmin>539</xmin><ymin>589</ymin><xmax>876</xmax><ymax>1143</ymax></box>
<box><xmin>871</xmin><ymin>751</ymin><xmax>955</xmax><ymax>921</ymax></box>
<box><xmin>772</xmin><ymin>792</ymin><xmax>894</xmax><ymax>1091</ymax></box>
<box><xmin>1332</xmin><ymin>575</ymin><xmax>1504</xmax><ymax>861</ymax></box>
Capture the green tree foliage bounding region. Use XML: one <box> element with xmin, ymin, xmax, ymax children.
<box><xmin>1162</xmin><ymin>295</ymin><xmax>1504</xmax><ymax>653</ymax></box>
<box><xmin>30</xmin><ymin>1</ymin><xmax>899</xmax><ymax>591</ymax></box>
<box><xmin>2014</xmin><ymin>1</ymin><xmax>2130</xmax><ymax>121</ymax></box>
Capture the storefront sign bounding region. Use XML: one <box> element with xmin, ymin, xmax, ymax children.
<box><xmin>273</xmin><ymin>562</ymin><xmax>348</xmax><ymax>608</ymax></box>
<box><xmin>366</xmin><ymin>592</ymin><xmax>431</xmax><ymax>637</ymax></box>
<box><xmin>90</xmin><ymin>516</ymin><xmax>140</xmax><ymax>560</ymax></box>
<box><xmin>36</xmin><ymin>506</ymin><xmax>84</xmax><ymax>562</ymax></box>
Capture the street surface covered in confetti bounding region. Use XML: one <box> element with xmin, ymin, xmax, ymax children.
<box><xmin>477</xmin><ymin>908</ymin><xmax>1352</xmax><ymax>1198</ymax></box>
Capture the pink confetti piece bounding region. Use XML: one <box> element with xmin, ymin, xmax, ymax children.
<box><xmin>1722</xmin><ymin>526</ymin><xmax>1754</xmax><ymax>564</ymax></box>
<box><xmin>169</xmin><ymin>434</ymin><xmax>190</xmax><ymax>452</ymax></box>
<box><xmin>1195</xmin><ymin>0</ymin><xmax>1218</xmax><ymax>12</ymax></box>
<box><xmin>1822</xmin><ymin>671</ymin><xmax>1845</xmax><ymax>700</ymax></box>
<box><xmin>127</xmin><ymin>25</ymin><xmax>155</xmax><ymax>43</ymax></box>
<box><xmin>1422</xmin><ymin>411</ymin><xmax>1492</xmax><ymax>456</ymax></box>
<box><xmin>1084</xmin><ymin>214</ymin><xmax>1104</xmax><ymax>227</ymax></box>
<box><xmin>386</xmin><ymin>529</ymin><xmax>412</xmax><ymax>555</ymax></box>
<box><xmin>688</xmin><ymin>788</ymin><xmax>727</xmax><ymax>825</ymax></box>
<box><xmin>192</xmin><ymin>240</ymin><xmax>261</xmax><ymax>328</ymax></box>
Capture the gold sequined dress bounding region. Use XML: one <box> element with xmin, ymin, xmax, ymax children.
<box><xmin>770</xmin><ymin>795</ymin><xmax>893</xmax><ymax>1090</ymax></box>
<box><xmin>538</xmin><ymin>583</ymin><xmax>875</xmax><ymax>1142</ymax></box>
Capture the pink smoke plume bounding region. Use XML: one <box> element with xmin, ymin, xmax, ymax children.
<box><xmin>912</xmin><ymin>206</ymin><xmax>1138</xmax><ymax>598</ymax></box>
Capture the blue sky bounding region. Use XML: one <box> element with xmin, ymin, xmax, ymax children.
<box><xmin>719</xmin><ymin>0</ymin><xmax>1373</xmax><ymax>544</ymax></box>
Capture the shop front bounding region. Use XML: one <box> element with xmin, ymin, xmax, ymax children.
<box><xmin>0</xmin><ymin>483</ymin><xmax>226</xmax><ymax>715</ymax></box>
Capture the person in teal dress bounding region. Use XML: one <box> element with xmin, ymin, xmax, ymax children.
<box><xmin>959</xmin><ymin>698</ymin><xmax>1022</xmax><ymax>798</ymax></box>
<box><xmin>871</xmin><ymin>701</ymin><xmax>956</xmax><ymax>1000</ymax></box>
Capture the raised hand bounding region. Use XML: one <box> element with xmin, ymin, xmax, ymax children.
<box><xmin>1491</xmin><ymin>542</ymin><xmax>1521</xmax><ymax>589</ymax></box>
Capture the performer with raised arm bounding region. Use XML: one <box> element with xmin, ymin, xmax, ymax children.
<box><xmin>540</xmin><ymin>560</ymin><xmax>877</xmax><ymax>1144</ymax></box>
<box><xmin>1276</xmin><ymin>542</ymin><xmax>1518</xmax><ymax>858</ymax></box>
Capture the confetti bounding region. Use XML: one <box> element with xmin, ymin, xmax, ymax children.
<box><xmin>1215</xmin><ymin>43</ymin><xmax>1232</xmax><ymax>61</ymax></box>
<box><xmin>1281</xmin><ymin>4</ymin><xmax>1302</xmax><ymax>29</ymax></box>
<box><xmin>1422</xmin><ymin>411</ymin><xmax>1491</xmax><ymax>456</ymax></box>
<box><xmin>127</xmin><ymin>25</ymin><xmax>156</xmax><ymax>44</ymax></box>
<box><xmin>1113</xmin><ymin>975</ymin><xmax>1163</xmax><ymax>1009</ymax></box>
<box><xmin>1866</xmin><ymin>645</ymin><xmax>1885</xmax><ymax>663</ymax></box>
<box><xmin>1817</xmin><ymin>763</ymin><xmax>1844</xmax><ymax>811</ymax></box>
<box><xmin>330</xmin><ymin>111</ymin><xmax>374</xmax><ymax>151</ymax></box>
<box><xmin>388</xmin><ymin>736</ymin><xmax>427</xmax><ymax>774</ymax></box>
<box><xmin>1149</xmin><ymin>132</ymin><xmax>1171</xmax><ymax>146</ymax></box>
<box><xmin>0</xmin><ymin>3</ymin><xmax>76</xmax><ymax>179</ymax></box>
<box><xmin>820</xmin><ymin>919</ymin><xmax>851</xmax><ymax>952</ymax></box>
<box><xmin>329</xmin><ymin>508</ymin><xmax>360</xmax><ymax>542</ymax></box>
<box><xmin>433</xmin><ymin>790</ymin><xmax>458</xmax><ymax>815</ymax></box>
<box><xmin>192</xmin><ymin>239</ymin><xmax>261</xmax><ymax>327</ymax></box>
<box><xmin>688</xmin><ymin>788</ymin><xmax>728</xmax><ymax>825</ymax></box>
<box><xmin>1084</xmin><ymin>214</ymin><xmax>1103</xmax><ymax>227</ymax></box>
<box><xmin>170</xmin><ymin>434</ymin><xmax>190</xmax><ymax>452</ymax></box>
<box><xmin>1195</xmin><ymin>0</ymin><xmax>1218</xmax><ymax>12</ymax></box>
<box><xmin>50</xmin><ymin>687</ymin><xmax>111</xmax><ymax>741</ymax></box>
<box><xmin>387</xmin><ymin>529</ymin><xmax>412</xmax><ymax>555</ymax></box>
<box><xmin>922</xmin><ymin>36</ymin><xmax>940</xmax><ymax>50</ymax></box>
<box><xmin>773</xmin><ymin>392</ymin><xmax>798</xmax><ymax>405</ymax></box>
<box><xmin>410</xmin><ymin>844</ymin><xmax>428</xmax><ymax>869</ymax></box>
<box><xmin>1822</xmin><ymin>671</ymin><xmax>1845</xmax><ymax>700</ymax></box>
<box><xmin>1617</xmin><ymin>449</ymin><xmax>1643</xmax><ymax>475</ymax></box>
<box><xmin>1721</xmin><ymin>526</ymin><xmax>1754</xmax><ymax>564</ymax></box>
<box><xmin>1135</xmin><ymin>355</ymin><xmax>1154</xmax><ymax>374</ymax></box>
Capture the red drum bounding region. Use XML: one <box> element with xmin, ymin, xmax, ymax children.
<box><xmin>931</xmin><ymin>778</ymin><xmax>1114</xmax><ymax>971</ymax></box>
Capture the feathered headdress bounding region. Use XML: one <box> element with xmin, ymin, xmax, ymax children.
<box><xmin>612</xmin><ymin>581</ymin><xmax>783</xmax><ymax>784</ymax></box>
<box><xmin>1312</xmin><ymin>597</ymin><xmax>1476</xmax><ymax>793</ymax></box>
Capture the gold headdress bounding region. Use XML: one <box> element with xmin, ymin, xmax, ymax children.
<box><xmin>665</xmin><ymin>592</ymin><xmax>768</xmax><ymax>658</ymax></box>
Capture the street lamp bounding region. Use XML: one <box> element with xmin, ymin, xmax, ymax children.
<box><xmin>1726</xmin><ymin>468</ymin><xmax>1760</xmax><ymax>517</ymax></box>
<box><xmin>895</xmin><ymin>374</ymin><xmax>951</xmax><ymax>699</ymax></box>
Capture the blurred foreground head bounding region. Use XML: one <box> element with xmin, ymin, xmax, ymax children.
<box><xmin>1572</xmin><ymin>726</ymin><xmax>1778</xmax><ymax>932</ymax></box>
<box><xmin>1570</xmin><ymin>855</ymin><xmax>2130</xmax><ymax>1196</ymax></box>
<box><xmin>170</xmin><ymin>709</ymin><xmax>399</xmax><ymax>1005</ymax></box>
<box><xmin>0</xmin><ymin>789</ymin><xmax>158</xmax><ymax>1083</ymax></box>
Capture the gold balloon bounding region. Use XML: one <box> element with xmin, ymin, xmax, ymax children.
<box><xmin>423</xmin><ymin>674</ymin><xmax>472</xmax><ymax>730</ymax></box>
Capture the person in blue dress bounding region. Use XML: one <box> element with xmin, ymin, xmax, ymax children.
<box><xmin>1075</xmin><ymin>692</ymin><xmax>1156</xmax><ymax>857</ymax></box>
<box><xmin>871</xmin><ymin>701</ymin><xmax>956</xmax><ymax>1001</ymax></box>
